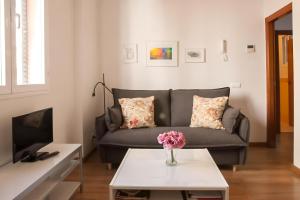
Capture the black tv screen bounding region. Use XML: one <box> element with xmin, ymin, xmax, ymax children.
<box><xmin>12</xmin><ymin>108</ymin><xmax>53</xmax><ymax>163</ymax></box>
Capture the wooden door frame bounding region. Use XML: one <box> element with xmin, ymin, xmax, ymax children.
<box><xmin>266</xmin><ymin>3</ymin><xmax>292</xmax><ymax>147</ymax></box>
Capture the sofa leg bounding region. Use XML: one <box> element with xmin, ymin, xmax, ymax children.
<box><xmin>107</xmin><ymin>163</ymin><xmax>112</xmax><ymax>170</ymax></box>
<box><xmin>232</xmin><ymin>165</ymin><xmax>237</xmax><ymax>172</ymax></box>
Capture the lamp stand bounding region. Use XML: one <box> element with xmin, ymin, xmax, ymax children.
<box><xmin>102</xmin><ymin>73</ymin><xmax>106</xmax><ymax>113</ymax></box>
<box><xmin>92</xmin><ymin>73</ymin><xmax>113</xmax><ymax>113</ymax></box>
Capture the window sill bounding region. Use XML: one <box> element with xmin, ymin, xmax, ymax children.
<box><xmin>0</xmin><ymin>89</ymin><xmax>49</xmax><ymax>101</ymax></box>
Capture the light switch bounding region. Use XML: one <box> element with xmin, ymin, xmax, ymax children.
<box><xmin>230</xmin><ymin>82</ymin><xmax>241</xmax><ymax>88</ymax></box>
<box><xmin>247</xmin><ymin>45</ymin><xmax>255</xmax><ymax>53</ymax></box>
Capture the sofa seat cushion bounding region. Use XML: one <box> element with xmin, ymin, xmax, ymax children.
<box><xmin>99</xmin><ymin>127</ymin><xmax>247</xmax><ymax>148</ymax></box>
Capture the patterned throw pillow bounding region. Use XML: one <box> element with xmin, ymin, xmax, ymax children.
<box><xmin>190</xmin><ymin>95</ymin><xmax>228</xmax><ymax>129</ymax></box>
<box><xmin>119</xmin><ymin>96</ymin><xmax>156</xmax><ymax>129</ymax></box>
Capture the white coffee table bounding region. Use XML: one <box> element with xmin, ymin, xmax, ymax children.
<box><xmin>109</xmin><ymin>148</ymin><xmax>229</xmax><ymax>200</ymax></box>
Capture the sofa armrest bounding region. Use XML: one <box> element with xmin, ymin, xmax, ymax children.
<box><xmin>236</xmin><ymin>113</ymin><xmax>250</xmax><ymax>143</ymax></box>
<box><xmin>95</xmin><ymin>114</ymin><xmax>108</xmax><ymax>141</ymax></box>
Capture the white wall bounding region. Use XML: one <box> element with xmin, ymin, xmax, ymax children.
<box><xmin>293</xmin><ymin>1</ymin><xmax>300</xmax><ymax>168</ymax></box>
<box><xmin>1</xmin><ymin>0</ymin><xmax>298</xmax><ymax>166</ymax></box>
<box><xmin>0</xmin><ymin>0</ymin><xmax>106</xmax><ymax>165</ymax></box>
<box><xmin>263</xmin><ymin>0</ymin><xmax>292</xmax><ymax>17</ymax></box>
<box><xmin>0</xmin><ymin>0</ymin><xmax>80</xmax><ymax>165</ymax></box>
<box><xmin>74</xmin><ymin>0</ymin><xmax>103</xmax><ymax>157</ymax></box>
<box><xmin>99</xmin><ymin>0</ymin><xmax>266</xmax><ymax>142</ymax></box>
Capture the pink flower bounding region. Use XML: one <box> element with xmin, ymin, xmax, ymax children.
<box><xmin>157</xmin><ymin>131</ymin><xmax>186</xmax><ymax>150</ymax></box>
<box><xmin>163</xmin><ymin>135</ymin><xmax>176</xmax><ymax>149</ymax></box>
<box><xmin>157</xmin><ymin>133</ymin><xmax>166</xmax><ymax>144</ymax></box>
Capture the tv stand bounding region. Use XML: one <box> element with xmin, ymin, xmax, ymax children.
<box><xmin>21</xmin><ymin>152</ymin><xmax>49</xmax><ymax>162</ymax></box>
<box><xmin>0</xmin><ymin>144</ymin><xmax>83</xmax><ymax>200</ymax></box>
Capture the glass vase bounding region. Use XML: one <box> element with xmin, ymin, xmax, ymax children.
<box><xmin>165</xmin><ymin>148</ymin><xmax>177</xmax><ymax>166</ymax></box>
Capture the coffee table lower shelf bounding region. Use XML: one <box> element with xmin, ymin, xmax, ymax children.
<box><xmin>109</xmin><ymin>188</ymin><xmax>229</xmax><ymax>200</ymax></box>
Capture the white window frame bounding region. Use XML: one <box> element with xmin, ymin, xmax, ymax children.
<box><xmin>0</xmin><ymin>0</ymin><xmax>11</xmax><ymax>94</ymax></box>
<box><xmin>0</xmin><ymin>0</ymin><xmax>49</xmax><ymax>96</ymax></box>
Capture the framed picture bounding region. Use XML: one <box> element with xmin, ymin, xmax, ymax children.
<box><xmin>185</xmin><ymin>48</ymin><xmax>206</xmax><ymax>63</ymax></box>
<box><xmin>146</xmin><ymin>41</ymin><xmax>178</xmax><ymax>67</ymax></box>
<box><xmin>123</xmin><ymin>44</ymin><xmax>138</xmax><ymax>63</ymax></box>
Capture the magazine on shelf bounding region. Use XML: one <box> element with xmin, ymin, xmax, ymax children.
<box><xmin>184</xmin><ymin>190</ymin><xmax>223</xmax><ymax>200</ymax></box>
<box><xmin>115</xmin><ymin>190</ymin><xmax>150</xmax><ymax>200</ymax></box>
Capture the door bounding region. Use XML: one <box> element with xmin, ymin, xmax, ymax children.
<box><xmin>265</xmin><ymin>3</ymin><xmax>292</xmax><ymax>147</ymax></box>
<box><xmin>287</xmin><ymin>38</ymin><xmax>294</xmax><ymax>126</ymax></box>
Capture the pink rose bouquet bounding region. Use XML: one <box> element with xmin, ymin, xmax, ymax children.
<box><xmin>157</xmin><ymin>131</ymin><xmax>186</xmax><ymax>150</ymax></box>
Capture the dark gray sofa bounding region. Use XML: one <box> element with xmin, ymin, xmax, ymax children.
<box><xmin>95</xmin><ymin>87</ymin><xmax>250</xmax><ymax>167</ymax></box>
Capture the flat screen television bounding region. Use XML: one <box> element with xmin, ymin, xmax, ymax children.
<box><xmin>12</xmin><ymin>108</ymin><xmax>53</xmax><ymax>163</ymax></box>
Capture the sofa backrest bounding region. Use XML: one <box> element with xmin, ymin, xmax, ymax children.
<box><xmin>170</xmin><ymin>88</ymin><xmax>230</xmax><ymax>126</ymax></box>
<box><xmin>112</xmin><ymin>88</ymin><xmax>171</xmax><ymax>126</ymax></box>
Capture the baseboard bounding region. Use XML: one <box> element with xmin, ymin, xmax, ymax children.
<box><xmin>291</xmin><ymin>165</ymin><xmax>300</xmax><ymax>176</ymax></box>
<box><xmin>249</xmin><ymin>142</ymin><xmax>267</xmax><ymax>147</ymax></box>
<box><xmin>83</xmin><ymin>147</ymin><xmax>96</xmax><ymax>162</ymax></box>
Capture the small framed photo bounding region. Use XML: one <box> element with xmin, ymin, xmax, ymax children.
<box><xmin>123</xmin><ymin>44</ymin><xmax>138</xmax><ymax>63</ymax></box>
<box><xmin>185</xmin><ymin>48</ymin><xmax>206</xmax><ymax>63</ymax></box>
<box><xmin>146</xmin><ymin>41</ymin><xmax>178</xmax><ymax>67</ymax></box>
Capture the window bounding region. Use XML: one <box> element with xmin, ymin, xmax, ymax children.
<box><xmin>15</xmin><ymin>0</ymin><xmax>45</xmax><ymax>86</ymax></box>
<box><xmin>0</xmin><ymin>0</ymin><xmax>46</xmax><ymax>95</ymax></box>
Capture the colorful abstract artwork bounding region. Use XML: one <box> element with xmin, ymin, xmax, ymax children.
<box><xmin>146</xmin><ymin>42</ymin><xmax>178</xmax><ymax>67</ymax></box>
<box><xmin>150</xmin><ymin>48</ymin><xmax>172</xmax><ymax>60</ymax></box>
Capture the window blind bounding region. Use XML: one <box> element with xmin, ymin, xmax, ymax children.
<box><xmin>21</xmin><ymin>0</ymin><xmax>28</xmax><ymax>84</ymax></box>
<box><xmin>16</xmin><ymin>0</ymin><xmax>29</xmax><ymax>84</ymax></box>
<box><xmin>0</xmin><ymin>0</ymin><xmax>5</xmax><ymax>86</ymax></box>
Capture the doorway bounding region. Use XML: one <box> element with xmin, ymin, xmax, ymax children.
<box><xmin>275</xmin><ymin>31</ymin><xmax>293</xmax><ymax>133</ymax></box>
<box><xmin>266</xmin><ymin>3</ymin><xmax>293</xmax><ymax>148</ymax></box>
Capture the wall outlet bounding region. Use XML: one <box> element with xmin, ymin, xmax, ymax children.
<box><xmin>230</xmin><ymin>82</ymin><xmax>242</xmax><ymax>88</ymax></box>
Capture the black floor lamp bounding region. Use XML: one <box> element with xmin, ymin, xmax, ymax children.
<box><xmin>92</xmin><ymin>73</ymin><xmax>112</xmax><ymax>112</ymax></box>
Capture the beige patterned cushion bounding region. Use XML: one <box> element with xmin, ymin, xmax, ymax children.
<box><xmin>190</xmin><ymin>95</ymin><xmax>228</xmax><ymax>129</ymax></box>
<box><xmin>119</xmin><ymin>96</ymin><xmax>156</xmax><ymax>129</ymax></box>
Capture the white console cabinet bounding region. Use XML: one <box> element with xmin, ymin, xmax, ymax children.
<box><xmin>0</xmin><ymin>144</ymin><xmax>83</xmax><ymax>200</ymax></box>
